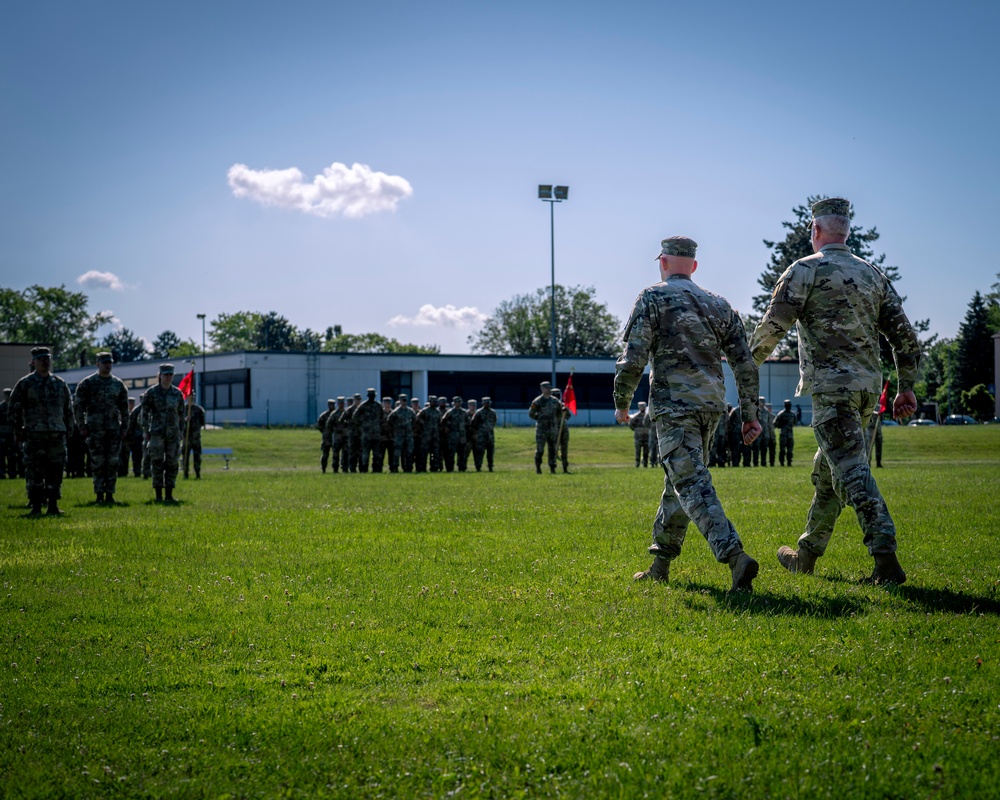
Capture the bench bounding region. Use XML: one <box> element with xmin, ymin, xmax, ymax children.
<box><xmin>202</xmin><ymin>447</ymin><xmax>235</xmax><ymax>469</ymax></box>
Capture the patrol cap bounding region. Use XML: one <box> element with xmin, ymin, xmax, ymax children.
<box><xmin>398</xmin><ymin>393</ymin><xmax>408</xmax><ymax>401</ymax></box>
<box><xmin>159</xmin><ymin>363</ymin><xmax>175</xmax><ymax>374</ymax></box>
<box><xmin>336</xmin><ymin>396</ymin><xmax>345</xmax><ymax>402</ymax></box>
<box><xmin>327</xmin><ymin>398</ymin><xmax>336</xmax><ymax>405</ymax></box>
<box><xmin>540</xmin><ymin>380</ymin><xmax>552</xmax><ymax>388</ymax></box>
<box><xmin>784</xmin><ymin>399</ymin><xmax>792</xmax><ymax>405</ymax></box>
<box><xmin>3</xmin><ymin>388</ymin><xmax>10</xmax><ymax>395</ymax></box>
<box><xmin>31</xmin><ymin>347</ymin><xmax>52</xmax><ymax>358</ymax></box>
<box><xmin>452</xmin><ymin>395</ymin><xmax>462</xmax><ymax>403</ymax></box>
<box><xmin>655</xmin><ymin>236</ymin><xmax>698</xmax><ymax>260</ymax></box>
<box><xmin>353</xmin><ymin>392</ymin><xmax>362</xmax><ymax>398</ymax></box>
<box><xmin>437</xmin><ymin>396</ymin><xmax>448</xmax><ymax>404</ymax></box>
<box><xmin>382</xmin><ymin>396</ymin><xmax>393</xmax><ymax>403</ymax></box>
<box><xmin>428</xmin><ymin>395</ymin><xmax>437</xmax><ymax>402</ymax></box>
<box><xmin>366</xmin><ymin>387</ymin><xmax>376</xmax><ymax>394</ymax></box>
<box><xmin>638</xmin><ymin>401</ymin><xmax>647</xmax><ymax>407</ymax></box>
<box><xmin>411</xmin><ymin>397</ymin><xmax>420</xmax><ymax>403</ymax></box>
<box><xmin>811</xmin><ymin>197</ymin><xmax>850</xmax><ymax>219</ymax></box>
<box><xmin>482</xmin><ymin>397</ymin><xmax>491</xmax><ymax>404</ymax></box>
<box><xmin>97</xmin><ymin>352</ymin><xmax>113</xmax><ymax>363</ymax></box>
<box><xmin>551</xmin><ymin>388</ymin><xmax>561</xmax><ymax>396</ymax></box>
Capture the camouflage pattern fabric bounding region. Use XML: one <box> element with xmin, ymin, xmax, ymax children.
<box><xmin>148</xmin><ymin>431</ymin><xmax>180</xmax><ymax>489</ymax></box>
<box><xmin>727</xmin><ymin>406</ymin><xmax>748</xmax><ymax>467</ymax></box>
<box><xmin>317</xmin><ymin>406</ymin><xmax>335</xmax><ymax>471</ymax></box>
<box><xmin>387</xmin><ymin>405</ymin><xmax>415</xmax><ymax>473</ymax></box>
<box><xmin>556</xmin><ymin>403</ymin><xmax>570</xmax><ymax>470</ymax></box>
<box><xmin>795</xmin><ymin>391</ymin><xmax>897</xmax><ymax>557</ymax></box>
<box><xmin>184</xmin><ymin>403</ymin><xmax>206</xmax><ymax>476</ymax></box>
<box><xmin>528</xmin><ymin>394</ymin><xmax>561</xmax><ymax>471</ymax></box>
<box><xmin>439</xmin><ymin>406</ymin><xmax>467</xmax><ymax>473</ymax></box>
<box><xmin>710</xmin><ymin>415</ymin><xmax>728</xmax><ymax>468</ymax></box>
<box><xmin>646</xmin><ymin>410</ymin><xmax>659</xmax><ymax>466</ymax></box>
<box><xmin>22</xmin><ymin>432</ymin><xmax>68</xmax><ymax>505</ymax></box>
<box><xmin>415</xmin><ymin>405</ymin><xmax>440</xmax><ymax>472</ymax></box>
<box><xmin>629</xmin><ymin>409</ymin><xmax>650</xmax><ymax>466</ymax></box>
<box><xmin>356</xmin><ymin>397</ymin><xmax>385</xmax><ymax>473</ymax></box>
<box><xmin>8</xmin><ymin>372</ymin><xmax>74</xmax><ymax>504</ymax></box>
<box><xmin>339</xmin><ymin>402</ymin><xmax>360</xmax><ymax>472</ymax></box>
<box><xmin>774</xmin><ymin>408</ymin><xmax>796</xmax><ymax>466</ymax></box>
<box><xmin>324</xmin><ymin>406</ymin><xmax>347</xmax><ymax>472</ymax></box>
<box><xmin>119</xmin><ymin>405</ymin><xmax>144</xmax><ymax>477</ymax></box>
<box><xmin>75</xmin><ymin>372</ymin><xmax>129</xmax><ymax>495</ymax></box>
<box><xmin>141</xmin><ymin>384</ymin><xmax>185</xmax><ymax>489</ymax></box>
<box><xmin>470</xmin><ymin>406</ymin><xmax>497</xmax><ymax>471</ymax></box>
<box><xmin>0</xmin><ymin>398</ymin><xmax>21</xmax><ymax>478</ymax></box>
<box><xmin>760</xmin><ymin>409</ymin><xmax>776</xmax><ymax>466</ymax></box>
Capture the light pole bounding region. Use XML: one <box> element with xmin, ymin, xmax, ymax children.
<box><xmin>538</xmin><ymin>184</ymin><xmax>569</xmax><ymax>387</ymax></box>
<box><xmin>196</xmin><ymin>313</ymin><xmax>208</xmax><ymax>424</ymax></box>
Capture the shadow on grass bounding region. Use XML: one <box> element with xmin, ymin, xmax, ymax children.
<box><xmin>678</xmin><ymin>581</ymin><xmax>867</xmax><ymax>618</ymax></box>
<box><xmin>897</xmin><ymin>585</ymin><xmax>1000</xmax><ymax>615</ymax></box>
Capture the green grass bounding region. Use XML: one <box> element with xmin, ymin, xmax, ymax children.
<box><xmin>2</xmin><ymin>426</ymin><xmax>999</xmax><ymax>798</ymax></box>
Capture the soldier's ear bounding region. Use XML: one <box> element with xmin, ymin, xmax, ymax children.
<box><xmin>690</xmin><ymin>260</ymin><xmax>698</xmax><ymax>274</ymax></box>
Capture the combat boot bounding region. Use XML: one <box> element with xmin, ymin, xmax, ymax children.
<box><xmin>727</xmin><ymin>548</ymin><xmax>759</xmax><ymax>594</ymax></box>
<box><xmin>633</xmin><ymin>557</ymin><xmax>671</xmax><ymax>583</ymax></box>
<box><xmin>105</xmin><ymin>494</ymin><xmax>114</xmax><ymax>505</ymax></box>
<box><xmin>47</xmin><ymin>498</ymin><xmax>64</xmax><ymax>516</ymax></box>
<box><xmin>155</xmin><ymin>487</ymin><xmax>163</xmax><ymax>502</ymax></box>
<box><xmin>863</xmin><ymin>552</ymin><xmax>906</xmax><ymax>586</ymax></box>
<box><xmin>165</xmin><ymin>488</ymin><xmax>175</xmax><ymax>503</ymax></box>
<box><xmin>29</xmin><ymin>501</ymin><xmax>43</xmax><ymax>517</ymax></box>
<box><xmin>777</xmin><ymin>545</ymin><xmax>817</xmax><ymax>574</ymax></box>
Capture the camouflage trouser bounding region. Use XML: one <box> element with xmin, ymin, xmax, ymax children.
<box><xmin>378</xmin><ymin>438</ymin><xmax>393</xmax><ymax>473</ymax></box>
<box><xmin>427</xmin><ymin>433</ymin><xmax>441</xmax><ymax>472</ymax></box>
<box><xmin>88</xmin><ymin>430</ymin><xmax>121</xmax><ymax>494</ymax></box>
<box><xmin>474</xmin><ymin>431</ymin><xmax>494</xmax><ymax>471</ymax></box>
<box><xmin>1</xmin><ymin>434</ymin><xmax>19</xmax><ymax>477</ymax></box>
<box><xmin>331</xmin><ymin>434</ymin><xmax>346</xmax><ymax>473</ymax></box>
<box><xmin>767</xmin><ymin>436</ymin><xmax>776</xmax><ymax>466</ymax></box>
<box><xmin>320</xmin><ymin>435</ymin><xmax>332</xmax><ymax>471</ymax></box>
<box><xmin>390</xmin><ymin>433</ymin><xmax>414</xmax><ymax>473</ymax></box>
<box><xmin>360</xmin><ymin>433</ymin><xmax>380</xmax><ymax>473</ymax></box>
<box><xmin>633</xmin><ymin>433</ymin><xmax>648</xmax><ymax>467</ymax></box>
<box><xmin>750</xmin><ymin>437</ymin><xmax>763</xmax><ymax>466</ymax></box>
<box><xmin>414</xmin><ymin>434</ymin><xmax>432</xmax><ymax>473</ymax></box>
<box><xmin>142</xmin><ymin>438</ymin><xmax>151</xmax><ymax>478</ymax></box>
<box><xmin>648</xmin><ymin>430</ymin><xmax>659</xmax><ymax>466</ymax></box>
<box><xmin>148</xmin><ymin>432</ymin><xmax>180</xmax><ymax>489</ymax></box>
<box><xmin>558</xmin><ymin>427</ymin><xmax>569</xmax><ymax>468</ymax></box>
<box><xmin>779</xmin><ymin>430</ymin><xmax>794</xmax><ymax>465</ymax></box>
<box><xmin>441</xmin><ymin>432</ymin><xmax>465</xmax><ymax>472</ymax></box>
<box><xmin>348</xmin><ymin>433</ymin><xmax>361</xmax><ymax>472</ymax></box>
<box><xmin>648</xmin><ymin>412</ymin><xmax>743</xmax><ymax>564</ymax></box>
<box><xmin>22</xmin><ymin>432</ymin><xmax>67</xmax><ymax>503</ymax></box>
<box><xmin>797</xmin><ymin>391</ymin><xmax>896</xmax><ymax>557</ymax></box>
<box><xmin>184</xmin><ymin>435</ymin><xmax>202</xmax><ymax>476</ymax></box>
<box><xmin>534</xmin><ymin>426</ymin><xmax>557</xmax><ymax>470</ymax></box>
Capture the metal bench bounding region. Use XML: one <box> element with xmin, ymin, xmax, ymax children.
<box><xmin>202</xmin><ymin>447</ymin><xmax>235</xmax><ymax>469</ymax></box>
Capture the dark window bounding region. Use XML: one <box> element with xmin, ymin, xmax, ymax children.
<box><xmin>200</xmin><ymin>368</ymin><xmax>251</xmax><ymax>410</ymax></box>
<box><xmin>380</xmin><ymin>371</ymin><xmax>413</xmax><ymax>400</ymax></box>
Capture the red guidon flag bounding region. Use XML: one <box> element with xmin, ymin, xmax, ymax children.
<box><xmin>178</xmin><ymin>369</ymin><xmax>195</xmax><ymax>399</ymax></box>
<box><xmin>877</xmin><ymin>380</ymin><xmax>890</xmax><ymax>415</ymax></box>
<box><xmin>562</xmin><ymin>374</ymin><xmax>577</xmax><ymax>416</ymax></box>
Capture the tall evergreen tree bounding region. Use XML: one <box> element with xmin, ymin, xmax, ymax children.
<box><xmin>101</xmin><ymin>327</ymin><xmax>149</xmax><ymax>362</ymax></box>
<box><xmin>954</xmin><ymin>291</ymin><xmax>993</xmax><ymax>395</ymax></box>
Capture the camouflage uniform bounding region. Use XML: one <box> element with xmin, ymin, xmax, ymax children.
<box><xmin>470</xmin><ymin>399</ymin><xmax>497</xmax><ymax>472</ymax></box>
<box><xmin>317</xmin><ymin>401</ymin><xmax>336</xmax><ymax>473</ymax></box>
<box><xmin>356</xmin><ymin>391</ymin><xmax>385</xmax><ymax>473</ymax></box>
<box><xmin>378</xmin><ymin>399</ymin><xmax>395</xmax><ymax>473</ymax></box>
<box><xmin>141</xmin><ymin>378</ymin><xmax>185</xmax><ymax>491</ymax></box>
<box><xmin>461</xmin><ymin>401</ymin><xmax>477</xmax><ymax>472</ymax></box>
<box><xmin>614</xmin><ymin>240</ymin><xmax>760</xmax><ymax>574</ymax></box>
<box><xmin>74</xmin><ymin>365</ymin><xmax>129</xmax><ymax>498</ymax></box>
<box><xmin>750</xmin><ymin>202</ymin><xmax>920</xmax><ymax>562</ymax></box>
<box><xmin>710</xmin><ymin>413</ymin><xmax>728</xmax><ymax>468</ymax></box>
<box><xmin>8</xmin><ymin>362</ymin><xmax>74</xmax><ymax>512</ymax></box>
<box><xmin>415</xmin><ymin>400</ymin><xmax>441</xmax><ymax>473</ymax></box>
<box><xmin>0</xmin><ymin>389</ymin><xmax>22</xmax><ymax>479</ymax></box>
<box><xmin>552</xmin><ymin>391</ymin><xmax>571</xmax><ymax>473</ymax></box>
<box><xmin>183</xmin><ymin>403</ymin><xmax>206</xmax><ymax>478</ymax></box>
<box><xmin>387</xmin><ymin>397</ymin><xmax>415</xmax><ymax>473</ymax></box>
<box><xmin>773</xmin><ymin>403</ymin><xmax>796</xmax><ymax>466</ymax></box>
<box><xmin>629</xmin><ymin>403</ymin><xmax>651</xmax><ymax>467</ymax></box>
<box><xmin>324</xmin><ymin>399</ymin><xmax>348</xmax><ymax>473</ymax></box>
<box><xmin>121</xmin><ymin>402</ymin><xmax>144</xmax><ymax>477</ymax></box>
<box><xmin>440</xmin><ymin>398</ymin><xmax>468</xmax><ymax>473</ymax></box>
<box><xmin>528</xmin><ymin>385</ymin><xmax>561</xmax><ymax>473</ymax></box>
<box><xmin>646</xmin><ymin>409</ymin><xmax>659</xmax><ymax>466</ymax></box>
<box><xmin>727</xmin><ymin>406</ymin><xmax>747</xmax><ymax>467</ymax></box>
<box><xmin>760</xmin><ymin>405</ymin><xmax>776</xmax><ymax>467</ymax></box>
<box><xmin>341</xmin><ymin>396</ymin><xmax>362</xmax><ymax>473</ymax></box>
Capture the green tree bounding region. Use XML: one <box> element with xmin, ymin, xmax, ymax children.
<box><xmin>151</xmin><ymin>330</ymin><xmax>182</xmax><ymax>359</ymax></box>
<box><xmin>469</xmin><ymin>285</ymin><xmax>620</xmax><ymax>357</ymax></box>
<box><xmin>0</xmin><ymin>284</ymin><xmax>111</xmax><ymax>370</ymax></box>
<box><xmin>101</xmin><ymin>327</ymin><xmax>149</xmax><ymax>362</ymax></box>
<box><xmin>208</xmin><ymin>311</ymin><xmax>264</xmax><ymax>352</ymax></box>
<box><xmin>954</xmin><ymin>291</ymin><xmax>993</xmax><ymax>396</ymax></box>
<box><xmin>960</xmin><ymin>384</ymin><xmax>995</xmax><ymax>421</ymax></box>
<box><xmin>322</xmin><ymin>331</ymin><xmax>440</xmax><ymax>354</ymax></box>
<box><xmin>986</xmin><ymin>272</ymin><xmax>1000</xmax><ymax>334</ymax></box>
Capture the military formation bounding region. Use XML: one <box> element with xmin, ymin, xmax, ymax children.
<box><xmin>317</xmin><ymin>392</ymin><xmax>499</xmax><ymax>474</ymax></box>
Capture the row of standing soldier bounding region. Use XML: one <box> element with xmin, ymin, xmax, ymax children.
<box><xmin>317</xmin><ymin>391</ymin><xmax>498</xmax><ymax>474</ymax></box>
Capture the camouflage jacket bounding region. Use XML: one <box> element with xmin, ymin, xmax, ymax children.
<box><xmin>750</xmin><ymin>243</ymin><xmax>920</xmax><ymax>395</ymax></box>
<box><xmin>615</xmin><ymin>274</ymin><xmax>759</xmax><ymax>422</ymax></box>
<box><xmin>774</xmin><ymin>409</ymin><xmax>796</xmax><ymax>434</ymax></box>
<box><xmin>759</xmin><ymin>411</ymin><xmax>775</xmax><ymax>441</ymax></box>
<box><xmin>125</xmin><ymin>405</ymin><xmax>144</xmax><ymax>441</ymax></box>
<box><xmin>8</xmin><ymin>372</ymin><xmax>74</xmax><ymax>434</ymax></box>
<box><xmin>528</xmin><ymin>395</ymin><xmax>561</xmax><ymax>430</ymax></box>
<box><xmin>342</xmin><ymin>404</ymin><xmax>361</xmax><ymax>437</ymax></box>
<box><xmin>440</xmin><ymin>407</ymin><xmax>467</xmax><ymax>437</ymax></box>
<box><xmin>140</xmin><ymin>384</ymin><xmax>185</xmax><ymax>435</ymax></box>
<box><xmin>317</xmin><ymin>408</ymin><xmax>334</xmax><ymax>435</ymax></box>
<box><xmin>74</xmin><ymin>372</ymin><xmax>129</xmax><ymax>433</ymax></box>
<box><xmin>186</xmin><ymin>403</ymin><xmax>206</xmax><ymax>438</ymax></box>
<box><xmin>355</xmin><ymin>398</ymin><xmax>385</xmax><ymax>438</ymax></box>
<box><xmin>415</xmin><ymin>406</ymin><xmax>440</xmax><ymax>442</ymax></box>
<box><xmin>387</xmin><ymin>405</ymin><xmax>415</xmax><ymax>437</ymax></box>
<box><xmin>727</xmin><ymin>406</ymin><xmax>743</xmax><ymax>438</ymax></box>
<box><xmin>324</xmin><ymin>407</ymin><xmax>347</xmax><ymax>438</ymax></box>
<box><xmin>470</xmin><ymin>407</ymin><xmax>497</xmax><ymax>436</ymax></box>
<box><xmin>628</xmin><ymin>410</ymin><xmax>651</xmax><ymax>437</ymax></box>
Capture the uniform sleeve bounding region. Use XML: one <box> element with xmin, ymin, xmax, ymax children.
<box><xmin>613</xmin><ymin>292</ymin><xmax>652</xmax><ymax>411</ymax></box>
<box><xmin>140</xmin><ymin>391</ymin><xmax>151</xmax><ymax>432</ymax></box>
<box><xmin>117</xmin><ymin>385</ymin><xmax>129</xmax><ymax>432</ymax></box>
<box><xmin>749</xmin><ymin>264</ymin><xmax>811</xmax><ymax>366</ymax></box>
<box><xmin>73</xmin><ymin>381</ymin><xmax>87</xmax><ymax>429</ymax></box>
<box><xmin>877</xmin><ymin>281</ymin><xmax>921</xmax><ymax>393</ymax></box>
<box><xmin>63</xmin><ymin>383</ymin><xmax>75</xmax><ymax>432</ymax></box>
<box><xmin>720</xmin><ymin>307</ymin><xmax>760</xmax><ymax>423</ymax></box>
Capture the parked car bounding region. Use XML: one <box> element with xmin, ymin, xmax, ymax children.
<box><xmin>984</xmin><ymin>417</ymin><xmax>1000</xmax><ymax>425</ymax></box>
<box><xmin>881</xmin><ymin>419</ymin><xmax>900</xmax><ymax>426</ymax></box>
<box><xmin>942</xmin><ymin>415</ymin><xmax>979</xmax><ymax>425</ymax></box>
<box><xmin>908</xmin><ymin>419</ymin><xmax>937</xmax><ymax>427</ymax></box>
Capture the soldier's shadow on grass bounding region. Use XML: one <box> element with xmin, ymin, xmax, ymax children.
<box><xmin>896</xmin><ymin>585</ymin><xmax>1000</xmax><ymax>616</ymax></box>
<box><xmin>677</xmin><ymin>581</ymin><xmax>867</xmax><ymax>617</ymax></box>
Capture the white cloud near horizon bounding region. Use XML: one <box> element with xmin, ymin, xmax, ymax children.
<box><xmin>387</xmin><ymin>304</ymin><xmax>488</xmax><ymax>328</ymax></box>
<box><xmin>77</xmin><ymin>270</ymin><xmax>124</xmax><ymax>290</ymax></box>
<box><xmin>227</xmin><ymin>161</ymin><xmax>413</xmax><ymax>219</ymax></box>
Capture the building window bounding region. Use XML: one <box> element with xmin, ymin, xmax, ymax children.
<box><xmin>200</xmin><ymin>368</ymin><xmax>251</xmax><ymax>410</ymax></box>
<box><xmin>380</xmin><ymin>371</ymin><xmax>412</xmax><ymax>401</ymax></box>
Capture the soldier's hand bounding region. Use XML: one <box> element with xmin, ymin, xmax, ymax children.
<box><xmin>614</xmin><ymin>409</ymin><xmax>630</xmax><ymax>425</ymax></box>
<box><xmin>892</xmin><ymin>391</ymin><xmax>917</xmax><ymax>420</ymax></box>
<box><xmin>742</xmin><ymin>420</ymin><xmax>762</xmax><ymax>445</ymax></box>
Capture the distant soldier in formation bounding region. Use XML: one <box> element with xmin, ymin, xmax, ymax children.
<box><xmin>120</xmin><ymin>398</ymin><xmax>144</xmax><ymax>478</ymax></box>
<box><xmin>470</xmin><ymin>396</ymin><xmax>497</xmax><ymax>472</ymax></box>
<box><xmin>387</xmin><ymin>394</ymin><xmax>415</xmax><ymax>472</ymax></box>
<box><xmin>440</xmin><ymin>396</ymin><xmax>468</xmax><ymax>473</ymax></box>
<box><xmin>871</xmin><ymin>411</ymin><xmax>884</xmax><ymax>468</ymax></box>
<box><xmin>415</xmin><ymin>396</ymin><xmax>440</xmax><ymax>473</ymax></box>
<box><xmin>341</xmin><ymin>393</ymin><xmax>362</xmax><ymax>472</ymax></box>
<box><xmin>629</xmin><ymin>401</ymin><xmax>651</xmax><ymax>467</ymax></box>
<box><xmin>378</xmin><ymin>397</ymin><xmax>395</xmax><ymax>473</ymax></box>
<box><xmin>761</xmin><ymin>402</ymin><xmax>776</xmax><ymax>466</ymax></box>
<box><xmin>727</xmin><ymin>405</ymin><xmax>746</xmax><ymax>467</ymax></box>
<box><xmin>551</xmin><ymin>388</ymin><xmax>571</xmax><ymax>473</ymax></box>
<box><xmin>141</xmin><ymin>363</ymin><xmax>185</xmax><ymax>502</ymax></box>
<box><xmin>774</xmin><ymin>399</ymin><xmax>796</xmax><ymax>467</ymax></box>
<box><xmin>412</xmin><ymin>398</ymin><xmax>425</xmax><ymax>471</ymax></box>
<box><xmin>317</xmin><ymin>398</ymin><xmax>336</xmax><ymax>473</ymax></box>
<box><xmin>324</xmin><ymin>396</ymin><xmax>347</xmax><ymax>473</ymax></box>
<box><xmin>709</xmin><ymin>410</ymin><xmax>729</xmax><ymax>468</ymax></box>
<box><xmin>434</xmin><ymin>396</ymin><xmax>450</xmax><ymax>470</ymax></box>
<box><xmin>183</xmin><ymin>398</ymin><xmax>206</xmax><ymax>479</ymax></box>
<box><xmin>0</xmin><ymin>387</ymin><xmax>22</xmax><ymax>479</ymax></box>
<box><xmin>461</xmin><ymin>399</ymin><xmax>477</xmax><ymax>472</ymax></box>
<box><xmin>8</xmin><ymin>347</ymin><xmax>74</xmax><ymax>516</ymax></box>
<box><xmin>74</xmin><ymin>352</ymin><xmax>129</xmax><ymax>504</ymax></box>
<box><xmin>647</xmin><ymin>406</ymin><xmax>659</xmax><ymax>467</ymax></box>
<box><xmin>528</xmin><ymin>380</ymin><xmax>561</xmax><ymax>474</ymax></box>
<box><xmin>356</xmin><ymin>388</ymin><xmax>385</xmax><ymax>473</ymax></box>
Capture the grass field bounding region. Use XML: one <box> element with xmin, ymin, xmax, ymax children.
<box><xmin>2</xmin><ymin>425</ymin><xmax>999</xmax><ymax>798</ymax></box>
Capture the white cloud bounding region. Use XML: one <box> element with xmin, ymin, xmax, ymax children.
<box><xmin>387</xmin><ymin>304</ymin><xmax>488</xmax><ymax>328</ymax></box>
<box><xmin>77</xmin><ymin>270</ymin><xmax>124</xmax><ymax>291</ymax></box>
<box><xmin>227</xmin><ymin>161</ymin><xmax>413</xmax><ymax>219</ymax></box>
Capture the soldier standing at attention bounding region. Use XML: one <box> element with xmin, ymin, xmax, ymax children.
<box><xmin>614</xmin><ymin>236</ymin><xmax>762</xmax><ymax>593</ymax></box>
<box><xmin>461</xmin><ymin>399</ymin><xmax>477</xmax><ymax>472</ymax></box>
<box><xmin>773</xmin><ymin>399</ymin><xmax>796</xmax><ymax>467</ymax></box>
<box><xmin>646</xmin><ymin>405</ymin><xmax>659</xmax><ymax>467</ymax></box>
<box><xmin>727</xmin><ymin>404</ymin><xmax>746</xmax><ymax>467</ymax></box>
<box><xmin>433</xmin><ymin>396</ymin><xmax>449</xmax><ymax>471</ymax></box>
<box><xmin>709</xmin><ymin>411</ymin><xmax>728</xmax><ymax>469</ymax></box>
<box><xmin>317</xmin><ymin>398</ymin><xmax>336</xmax><ymax>473</ymax></box>
<box><xmin>0</xmin><ymin>388</ymin><xmax>15</xmax><ymax>479</ymax></box>
<box><xmin>183</xmin><ymin>398</ymin><xmax>206</xmax><ymax>479</ymax></box>
<box><xmin>551</xmin><ymin>388</ymin><xmax>571</xmax><ymax>473</ymax></box>
<box><xmin>387</xmin><ymin>393</ymin><xmax>416</xmax><ymax>473</ymax></box>
<box><xmin>341</xmin><ymin>393</ymin><xmax>362</xmax><ymax>473</ymax></box>
<box><xmin>324</xmin><ymin>396</ymin><xmax>347</xmax><ymax>473</ymax></box>
<box><xmin>414</xmin><ymin>396</ymin><xmax>439</xmax><ymax>473</ymax></box>
<box><xmin>439</xmin><ymin>396</ymin><xmax>468</xmax><ymax>473</ymax></box>
<box><xmin>470</xmin><ymin>396</ymin><xmax>498</xmax><ymax>472</ymax></box>
<box><xmin>141</xmin><ymin>363</ymin><xmax>185</xmax><ymax>503</ymax></box>
<box><xmin>356</xmin><ymin>388</ymin><xmax>385</xmax><ymax>473</ymax></box>
<box><xmin>8</xmin><ymin>347</ymin><xmax>74</xmax><ymax>516</ymax></box>
<box><xmin>74</xmin><ymin>352</ymin><xmax>129</xmax><ymax>504</ymax></box>
<box><xmin>629</xmin><ymin>401</ymin><xmax>651</xmax><ymax>467</ymax></box>
<box><xmin>528</xmin><ymin>380</ymin><xmax>561</xmax><ymax>474</ymax></box>
<box><xmin>750</xmin><ymin>197</ymin><xmax>920</xmax><ymax>584</ymax></box>
<box><xmin>378</xmin><ymin>397</ymin><xmax>395</xmax><ymax>473</ymax></box>
<box><xmin>121</xmin><ymin>398</ymin><xmax>144</xmax><ymax>478</ymax></box>
<box><xmin>761</xmin><ymin>402</ymin><xmax>776</xmax><ymax>467</ymax></box>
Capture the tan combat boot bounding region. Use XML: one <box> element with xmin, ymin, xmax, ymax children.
<box><xmin>727</xmin><ymin>549</ymin><xmax>759</xmax><ymax>593</ymax></box>
<box><xmin>777</xmin><ymin>545</ymin><xmax>817</xmax><ymax>574</ymax></box>
<box><xmin>633</xmin><ymin>557</ymin><xmax>671</xmax><ymax>583</ymax></box>
<box><xmin>863</xmin><ymin>552</ymin><xmax>906</xmax><ymax>585</ymax></box>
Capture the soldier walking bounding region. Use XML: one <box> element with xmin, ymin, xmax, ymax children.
<box><xmin>141</xmin><ymin>363</ymin><xmax>185</xmax><ymax>502</ymax></box>
<box><xmin>8</xmin><ymin>347</ymin><xmax>74</xmax><ymax>516</ymax></box>
<box><xmin>615</xmin><ymin>236</ymin><xmax>762</xmax><ymax>593</ymax></box>
<box><xmin>74</xmin><ymin>352</ymin><xmax>129</xmax><ymax>504</ymax></box>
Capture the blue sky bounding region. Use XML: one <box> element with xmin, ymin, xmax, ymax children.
<box><xmin>2</xmin><ymin>1</ymin><xmax>997</xmax><ymax>356</ymax></box>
